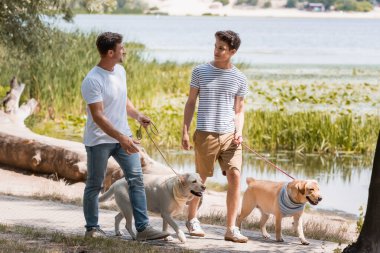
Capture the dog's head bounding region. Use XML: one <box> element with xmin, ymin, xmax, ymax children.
<box><xmin>289</xmin><ymin>180</ymin><xmax>322</xmax><ymax>206</ymax></box>
<box><xmin>179</xmin><ymin>173</ymin><xmax>206</xmax><ymax>197</ymax></box>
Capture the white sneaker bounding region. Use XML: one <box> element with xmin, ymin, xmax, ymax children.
<box><xmin>224</xmin><ymin>226</ymin><xmax>248</xmax><ymax>243</ymax></box>
<box><xmin>186</xmin><ymin>218</ymin><xmax>205</xmax><ymax>237</ymax></box>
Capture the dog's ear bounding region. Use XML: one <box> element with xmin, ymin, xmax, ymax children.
<box><xmin>179</xmin><ymin>174</ymin><xmax>187</xmax><ymax>184</ymax></box>
<box><xmin>180</xmin><ymin>173</ymin><xmax>192</xmax><ymax>183</ymax></box>
<box><xmin>296</xmin><ymin>181</ymin><xmax>307</xmax><ymax>195</ymax></box>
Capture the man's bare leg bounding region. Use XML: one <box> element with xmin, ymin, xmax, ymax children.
<box><xmin>186</xmin><ymin>174</ymin><xmax>208</xmax><ymax>236</ymax></box>
<box><xmin>224</xmin><ymin>168</ymin><xmax>248</xmax><ymax>243</ymax></box>
<box><xmin>225</xmin><ymin>169</ymin><xmax>240</xmax><ymax>227</ymax></box>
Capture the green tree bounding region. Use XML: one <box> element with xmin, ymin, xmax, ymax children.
<box><xmin>343</xmin><ymin>131</ymin><xmax>380</xmax><ymax>252</ymax></box>
<box><xmin>0</xmin><ymin>0</ymin><xmax>117</xmax><ymax>54</ymax></box>
<box><xmin>0</xmin><ymin>0</ymin><xmax>74</xmax><ymax>54</ymax></box>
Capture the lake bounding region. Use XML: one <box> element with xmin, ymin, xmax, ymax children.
<box><xmin>58</xmin><ymin>14</ymin><xmax>380</xmax><ymax>65</ymax></box>
<box><xmin>57</xmin><ymin>15</ymin><xmax>377</xmax><ymax>216</ymax></box>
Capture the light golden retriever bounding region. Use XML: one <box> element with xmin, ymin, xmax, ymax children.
<box><xmin>103</xmin><ymin>148</ymin><xmax>176</xmax><ymax>192</ymax></box>
<box><xmin>99</xmin><ymin>172</ymin><xmax>206</xmax><ymax>243</ymax></box>
<box><xmin>237</xmin><ymin>178</ymin><xmax>322</xmax><ymax>245</ymax></box>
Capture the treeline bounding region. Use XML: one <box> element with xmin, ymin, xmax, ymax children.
<box><xmin>210</xmin><ymin>0</ymin><xmax>376</xmax><ymax>12</ymax></box>
<box><xmin>285</xmin><ymin>0</ymin><xmax>375</xmax><ymax>12</ymax></box>
<box><xmin>68</xmin><ymin>0</ymin><xmax>149</xmax><ymax>14</ymax></box>
<box><xmin>57</xmin><ymin>0</ymin><xmax>378</xmax><ymax>13</ymax></box>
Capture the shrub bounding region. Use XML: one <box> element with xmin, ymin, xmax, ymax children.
<box><xmin>214</xmin><ymin>0</ymin><xmax>229</xmax><ymax>5</ymax></box>
<box><xmin>263</xmin><ymin>1</ymin><xmax>272</xmax><ymax>8</ymax></box>
<box><xmin>236</xmin><ymin>0</ymin><xmax>258</xmax><ymax>6</ymax></box>
<box><xmin>286</xmin><ymin>0</ymin><xmax>297</xmax><ymax>8</ymax></box>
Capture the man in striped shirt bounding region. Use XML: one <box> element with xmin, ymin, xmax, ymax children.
<box><xmin>182</xmin><ymin>30</ymin><xmax>249</xmax><ymax>243</ymax></box>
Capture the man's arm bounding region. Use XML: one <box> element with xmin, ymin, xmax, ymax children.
<box><xmin>88</xmin><ymin>102</ymin><xmax>139</xmax><ymax>154</ymax></box>
<box><xmin>182</xmin><ymin>87</ymin><xmax>199</xmax><ymax>150</ymax></box>
<box><xmin>234</xmin><ymin>96</ymin><xmax>245</xmax><ymax>145</ymax></box>
<box><xmin>126</xmin><ymin>98</ymin><xmax>150</xmax><ymax>127</ymax></box>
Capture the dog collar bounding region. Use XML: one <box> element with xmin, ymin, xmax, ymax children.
<box><xmin>279</xmin><ymin>183</ymin><xmax>305</xmax><ymax>217</ymax></box>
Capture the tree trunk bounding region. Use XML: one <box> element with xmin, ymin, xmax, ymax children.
<box><xmin>343</xmin><ymin>131</ymin><xmax>380</xmax><ymax>253</ymax></box>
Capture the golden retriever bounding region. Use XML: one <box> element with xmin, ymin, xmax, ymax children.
<box><xmin>99</xmin><ymin>172</ymin><xmax>206</xmax><ymax>243</ymax></box>
<box><xmin>237</xmin><ymin>178</ymin><xmax>322</xmax><ymax>245</ymax></box>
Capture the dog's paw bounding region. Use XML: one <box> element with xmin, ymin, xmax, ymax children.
<box><xmin>262</xmin><ymin>233</ymin><xmax>271</xmax><ymax>239</ymax></box>
<box><xmin>177</xmin><ymin>230</ymin><xmax>187</xmax><ymax>243</ymax></box>
<box><xmin>276</xmin><ymin>237</ymin><xmax>284</xmax><ymax>242</ymax></box>
<box><xmin>115</xmin><ymin>230</ymin><xmax>124</xmax><ymax>236</ymax></box>
<box><xmin>164</xmin><ymin>235</ymin><xmax>174</xmax><ymax>241</ymax></box>
<box><xmin>301</xmin><ymin>239</ymin><xmax>310</xmax><ymax>245</ymax></box>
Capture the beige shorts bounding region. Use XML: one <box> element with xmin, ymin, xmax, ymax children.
<box><xmin>193</xmin><ymin>130</ymin><xmax>242</xmax><ymax>177</ymax></box>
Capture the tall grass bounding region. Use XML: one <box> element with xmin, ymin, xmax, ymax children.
<box><xmin>245</xmin><ymin>110</ymin><xmax>379</xmax><ymax>153</ymax></box>
<box><xmin>0</xmin><ymin>30</ymin><xmax>191</xmax><ymax>118</ymax></box>
<box><xmin>0</xmin><ymin>31</ymin><xmax>378</xmax><ymax>154</ymax></box>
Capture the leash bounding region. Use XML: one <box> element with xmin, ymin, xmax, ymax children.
<box><xmin>241</xmin><ymin>142</ymin><xmax>295</xmax><ymax>180</ymax></box>
<box><xmin>136</xmin><ymin>123</ymin><xmax>180</xmax><ymax>177</ymax></box>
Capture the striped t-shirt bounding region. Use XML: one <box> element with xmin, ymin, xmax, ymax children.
<box><xmin>190</xmin><ymin>62</ymin><xmax>248</xmax><ymax>134</ymax></box>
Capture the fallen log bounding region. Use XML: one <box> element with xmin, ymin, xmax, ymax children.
<box><xmin>0</xmin><ymin>77</ymin><xmax>174</xmax><ymax>189</ymax></box>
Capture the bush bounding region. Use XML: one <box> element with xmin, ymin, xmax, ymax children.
<box><xmin>286</xmin><ymin>0</ymin><xmax>297</xmax><ymax>7</ymax></box>
<box><xmin>263</xmin><ymin>1</ymin><xmax>272</xmax><ymax>8</ymax></box>
<box><xmin>236</xmin><ymin>0</ymin><xmax>258</xmax><ymax>6</ymax></box>
<box><xmin>335</xmin><ymin>0</ymin><xmax>373</xmax><ymax>11</ymax></box>
<box><xmin>355</xmin><ymin>0</ymin><xmax>373</xmax><ymax>11</ymax></box>
<box><xmin>214</xmin><ymin>0</ymin><xmax>229</xmax><ymax>5</ymax></box>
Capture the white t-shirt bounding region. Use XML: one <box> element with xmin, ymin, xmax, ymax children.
<box><xmin>81</xmin><ymin>64</ymin><xmax>132</xmax><ymax>146</ymax></box>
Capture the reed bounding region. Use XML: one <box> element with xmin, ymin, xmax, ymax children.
<box><xmin>0</xmin><ymin>30</ymin><xmax>192</xmax><ymax>118</ymax></box>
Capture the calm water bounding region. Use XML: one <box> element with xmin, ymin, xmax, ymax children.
<box><xmin>57</xmin><ymin>15</ymin><xmax>376</xmax><ymax>215</ymax></box>
<box><xmin>58</xmin><ymin>14</ymin><xmax>380</xmax><ymax>65</ymax></box>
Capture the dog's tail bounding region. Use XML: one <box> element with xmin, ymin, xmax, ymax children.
<box><xmin>99</xmin><ymin>184</ymin><xmax>115</xmax><ymax>202</ymax></box>
<box><xmin>246</xmin><ymin>177</ymin><xmax>256</xmax><ymax>187</ymax></box>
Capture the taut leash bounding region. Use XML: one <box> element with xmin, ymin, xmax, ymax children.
<box><xmin>241</xmin><ymin>142</ymin><xmax>295</xmax><ymax>180</ymax></box>
<box><xmin>136</xmin><ymin>123</ymin><xmax>180</xmax><ymax>177</ymax></box>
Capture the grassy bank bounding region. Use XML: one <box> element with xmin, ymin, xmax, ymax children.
<box><xmin>0</xmin><ymin>31</ymin><xmax>378</xmax><ymax>154</ymax></box>
<box><xmin>0</xmin><ymin>223</ymin><xmax>192</xmax><ymax>253</ymax></box>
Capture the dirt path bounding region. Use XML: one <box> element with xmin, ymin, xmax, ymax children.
<box><xmin>0</xmin><ymin>166</ymin><xmax>349</xmax><ymax>252</ymax></box>
<box><xmin>0</xmin><ymin>195</ymin><xmax>344</xmax><ymax>253</ymax></box>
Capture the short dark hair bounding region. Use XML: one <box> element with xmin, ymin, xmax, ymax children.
<box><xmin>96</xmin><ymin>32</ymin><xmax>123</xmax><ymax>55</ymax></box>
<box><xmin>215</xmin><ymin>30</ymin><xmax>241</xmax><ymax>51</ymax></box>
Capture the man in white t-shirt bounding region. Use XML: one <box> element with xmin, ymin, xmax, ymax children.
<box><xmin>81</xmin><ymin>32</ymin><xmax>169</xmax><ymax>240</ymax></box>
<box><xmin>182</xmin><ymin>30</ymin><xmax>248</xmax><ymax>243</ymax></box>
